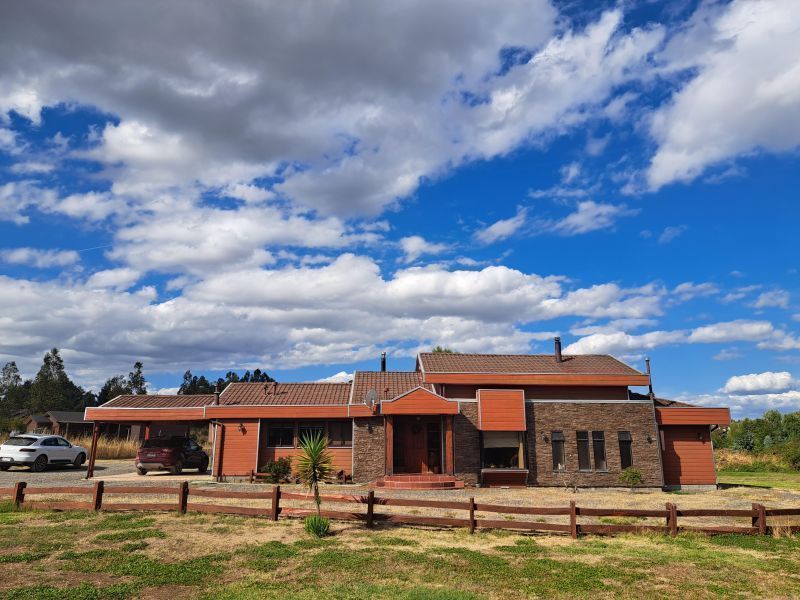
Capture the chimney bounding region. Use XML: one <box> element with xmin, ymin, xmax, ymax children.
<box><xmin>380</xmin><ymin>352</ymin><xmax>387</xmax><ymax>372</ymax></box>
<box><xmin>554</xmin><ymin>337</ymin><xmax>563</xmax><ymax>363</ymax></box>
<box><xmin>213</xmin><ymin>382</ymin><xmax>220</xmax><ymax>406</ymax></box>
<box><xmin>645</xmin><ymin>357</ymin><xmax>655</xmax><ymax>400</ymax></box>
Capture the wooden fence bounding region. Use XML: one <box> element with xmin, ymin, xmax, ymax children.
<box><xmin>2</xmin><ymin>481</ymin><xmax>799</xmax><ymax>539</ymax></box>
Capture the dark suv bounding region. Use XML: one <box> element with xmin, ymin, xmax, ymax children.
<box><xmin>135</xmin><ymin>436</ymin><xmax>209</xmax><ymax>475</ymax></box>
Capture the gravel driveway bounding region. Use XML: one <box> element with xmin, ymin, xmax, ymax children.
<box><xmin>0</xmin><ymin>459</ymin><xmax>133</xmax><ymax>486</ymax></box>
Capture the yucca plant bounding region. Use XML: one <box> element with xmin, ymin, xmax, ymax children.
<box><xmin>296</xmin><ymin>431</ymin><xmax>333</xmax><ymax>516</ymax></box>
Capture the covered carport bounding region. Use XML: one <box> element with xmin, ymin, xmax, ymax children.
<box><xmin>83</xmin><ymin>394</ymin><xmax>216</xmax><ymax>479</ymax></box>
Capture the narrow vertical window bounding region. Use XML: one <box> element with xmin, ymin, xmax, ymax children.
<box><xmin>592</xmin><ymin>431</ymin><xmax>607</xmax><ymax>471</ymax></box>
<box><xmin>577</xmin><ymin>430</ymin><xmax>591</xmax><ymax>471</ymax></box>
<box><xmin>618</xmin><ymin>431</ymin><xmax>633</xmax><ymax>470</ymax></box>
<box><xmin>551</xmin><ymin>431</ymin><xmax>565</xmax><ymax>471</ymax></box>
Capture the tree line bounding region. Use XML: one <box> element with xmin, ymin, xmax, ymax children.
<box><xmin>713</xmin><ymin>408</ymin><xmax>800</xmax><ymax>469</ymax></box>
<box><xmin>0</xmin><ymin>348</ymin><xmax>273</xmax><ymax>432</ymax></box>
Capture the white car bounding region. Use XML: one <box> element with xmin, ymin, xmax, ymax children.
<box><xmin>0</xmin><ymin>434</ymin><xmax>87</xmax><ymax>472</ymax></box>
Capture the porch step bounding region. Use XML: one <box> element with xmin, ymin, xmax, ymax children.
<box><xmin>371</xmin><ymin>474</ymin><xmax>465</xmax><ymax>490</ymax></box>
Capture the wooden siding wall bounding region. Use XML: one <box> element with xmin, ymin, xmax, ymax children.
<box><xmin>442</xmin><ymin>385</ymin><xmax>630</xmax><ymax>400</ymax></box>
<box><xmin>656</xmin><ymin>407</ymin><xmax>731</xmax><ymax>426</ymax></box>
<box><xmin>661</xmin><ymin>426</ymin><xmax>716</xmax><ymax>486</ymax></box>
<box><xmin>218</xmin><ymin>419</ymin><xmax>259</xmax><ymax>476</ymax></box>
<box><xmin>381</xmin><ymin>388</ymin><xmax>458</xmax><ymax>415</ymax></box>
<box><xmin>477</xmin><ymin>390</ymin><xmax>526</xmax><ymax>431</ymax></box>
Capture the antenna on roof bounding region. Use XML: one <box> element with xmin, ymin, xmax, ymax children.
<box><xmin>365</xmin><ymin>389</ymin><xmax>378</xmax><ymax>412</ymax></box>
<box><xmin>645</xmin><ymin>358</ymin><xmax>655</xmax><ymax>400</ymax></box>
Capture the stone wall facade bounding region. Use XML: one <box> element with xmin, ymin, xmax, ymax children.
<box><xmin>527</xmin><ymin>402</ymin><xmax>663</xmax><ymax>487</ymax></box>
<box><xmin>454</xmin><ymin>402</ymin><xmax>481</xmax><ymax>484</ymax></box>
<box><xmin>352</xmin><ymin>417</ymin><xmax>385</xmax><ymax>483</ymax></box>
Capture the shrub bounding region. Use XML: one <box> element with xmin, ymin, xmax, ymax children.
<box><xmin>619</xmin><ymin>467</ymin><xmax>643</xmax><ymax>490</ymax></box>
<box><xmin>779</xmin><ymin>440</ymin><xmax>800</xmax><ymax>470</ymax></box>
<box><xmin>260</xmin><ymin>457</ymin><xmax>292</xmax><ymax>483</ymax></box>
<box><xmin>304</xmin><ymin>514</ymin><xmax>330</xmax><ymax>537</ymax></box>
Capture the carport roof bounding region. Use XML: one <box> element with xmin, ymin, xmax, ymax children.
<box><xmin>102</xmin><ymin>394</ymin><xmax>217</xmax><ymax>408</ymax></box>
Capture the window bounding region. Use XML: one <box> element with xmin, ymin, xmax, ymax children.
<box><xmin>298</xmin><ymin>421</ymin><xmax>325</xmax><ymax>444</ymax></box>
<box><xmin>41</xmin><ymin>437</ymin><xmax>58</xmax><ymax>447</ymax></box>
<box><xmin>576</xmin><ymin>431</ymin><xmax>591</xmax><ymax>471</ymax></box>
<box><xmin>267</xmin><ymin>423</ymin><xmax>294</xmax><ymax>447</ymax></box>
<box><xmin>592</xmin><ymin>431</ymin><xmax>607</xmax><ymax>471</ymax></box>
<box><xmin>551</xmin><ymin>431</ymin><xmax>565</xmax><ymax>471</ymax></box>
<box><xmin>327</xmin><ymin>421</ymin><xmax>352</xmax><ymax>447</ymax></box>
<box><xmin>618</xmin><ymin>431</ymin><xmax>633</xmax><ymax>470</ymax></box>
<box><xmin>56</xmin><ymin>437</ymin><xmax>71</xmax><ymax>447</ymax></box>
<box><xmin>482</xmin><ymin>431</ymin><xmax>523</xmax><ymax>469</ymax></box>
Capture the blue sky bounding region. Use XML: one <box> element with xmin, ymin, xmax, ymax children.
<box><xmin>0</xmin><ymin>0</ymin><xmax>798</xmax><ymax>417</ymax></box>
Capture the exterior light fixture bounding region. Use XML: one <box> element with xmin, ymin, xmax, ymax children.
<box><xmin>238</xmin><ymin>423</ymin><xmax>246</xmax><ymax>434</ymax></box>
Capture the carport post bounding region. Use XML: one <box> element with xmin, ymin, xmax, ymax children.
<box><xmin>85</xmin><ymin>422</ymin><xmax>100</xmax><ymax>479</ymax></box>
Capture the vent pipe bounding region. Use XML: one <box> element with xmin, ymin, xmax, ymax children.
<box><xmin>645</xmin><ymin>357</ymin><xmax>654</xmax><ymax>400</ymax></box>
<box><xmin>554</xmin><ymin>337</ymin><xmax>563</xmax><ymax>363</ymax></box>
<box><xmin>213</xmin><ymin>382</ymin><xmax>220</xmax><ymax>406</ymax></box>
<box><xmin>380</xmin><ymin>352</ymin><xmax>387</xmax><ymax>372</ymax></box>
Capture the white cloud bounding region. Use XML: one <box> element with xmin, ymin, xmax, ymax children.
<box><xmin>752</xmin><ymin>290</ymin><xmax>790</xmax><ymax>309</ymax></box>
<box><xmin>713</xmin><ymin>348</ymin><xmax>742</xmax><ymax>361</ymax></box>
<box><xmin>86</xmin><ymin>268</ymin><xmax>141</xmax><ymax>290</ymax></box>
<box><xmin>316</xmin><ymin>371</ymin><xmax>353</xmax><ymax>383</ymax></box>
<box><xmin>672</xmin><ymin>281</ymin><xmax>718</xmax><ymax>302</ymax></box>
<box><xmin>551</xmin><ymin>201</ymin><xmax>638</xmax><ymax>235</ymax></box>
<box><xmin>721</xmin><ymin>371</ymin><xmax>796</xmax><ymax>395</ymax></box>
<box><xmin>683</xmin><ymin>390</ymin><xmax>800</xmax><ymax>418</ymax></box>
<box><xmin>648</xmin><ymin>0</ymin><xmax>800</xmax><ymax>188</ymax></box>
<box><xmin>0</xmin><ymin>247</ymin><xmax>79</xmax><ymax>268</ymax></box>
<box><xmin>475</xmin><ymin>207</ymin><xmax>527</xmax><ymax>244</ymax></box>
<box><xmin>688</xmin><ymin>319</ymin><xmax>775</xmax><ymax>343</ymax></box>
<box><xmin>9</xmin><ymin>161</ymin><xmax>54</xmax><ymax>174</ymax></box>
<box><xmin>398</xmin><ymin>236</ymin><xmax>450</xmax><ymax>264</ymax></box>
<box><xmin>658</xmin><ymin>225</ymin><xmax>687</xmax><ymax>244</ymax></box>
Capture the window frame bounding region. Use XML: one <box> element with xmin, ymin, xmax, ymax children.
<box><xmin>327</xmin><ymin>421</ymin><xmax>353</xmax><ymax>448</ymax></box>
<box><xmin>576</xmin><ymin>430</ymin><xmax>592</xmax><ymax>471</ymax></box>
<box><xmin>618</xmin><ymin>430</ymin><xmax>633</xmax><ymax>470</ymax></box>
<box><xmin>551</xmin><ymin>430</ymin><xmax>566</xmax><ymax>472</ymax></box>
<box><xmin>298</xmin><ymin>421</ymin><xmax>326</xmax><ymax>445</ymax></box>
<box><xmin>266</xmin><ymin>423</ymin><xmax>296</xmax><ymax>448</ymax></box>
<box><xmin>592</xmin><ymin>430</ymin><xmax>607</xmax><ymax>472</ymax></box>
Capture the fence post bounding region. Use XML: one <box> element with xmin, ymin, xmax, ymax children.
<box><xmin>666</xmin><ymin>503</ymin><xmax>678</xmax><ymax>537</ymax></box>
<box><xmin>752</xmin><ymin>503</ymin><xmax>767</xmax><ymax>535</ymax></box>
<box><xmin>271</xmin><ymin>485</ymin><xmax>281</xmax><ymax>521</ymax></box>
<box><xmin>177</xmin><ymin>481</ymin><xmax>189</xmax><ymax>515</ymax></box>
<box><xmin>366</xmin><ymin>490</ymin><xmax>375</xmax><ymax>528</ymax></box>
<box><xmin>12</xmin><ymin>482</ymin><xmax>26</xmax><ymax>509</ymax></box>
<box><xmin>570</xmin><ymin>501</ymin><xmax>578</xmax><ymax>539</ymax></box>
<box><xmin>468</xmin><ymin>496</ymin><xmax>475</xmax><ymax>534</ymax></box>
<box><xmin>92</xmin><ymin>480</ymin><xmax>104</xmax><ymax>511</ymax></box>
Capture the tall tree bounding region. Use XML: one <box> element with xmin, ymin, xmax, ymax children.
<box><xmin>28</xmin><ymin>348</ymin><xmax>91</xmax><ymax>412</ymax></box>
<box><xmin>1</xmin><ymin>361</ymin><xmax>22</xmax><ymax>393</ymax></box>
<box><xmin>128</xmin><ymin>361</ymin><xmax>147</xmax><ymax>394</ymax></box>
<box><xmin>97</xmin><ymin>374</ymin><xmax>132</xmax><ymax>405</ymax></box>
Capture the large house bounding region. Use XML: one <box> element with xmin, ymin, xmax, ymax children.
<box><xmin>84</xmin><ymin>341</ymin><xmax>730</xmax><ymax>489</ymax></box>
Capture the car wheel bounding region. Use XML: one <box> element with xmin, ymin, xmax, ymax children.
<box><xmin>198</xmin><ymin>458</ymin><xmax>209</xmax><ymax>474</ymax></box>
<box><xmin>32</xmin><ymin>455</ymin><xmax>48</xmax><ymax>472</ymax></box>
<box><xmin>73</xmin><ymin>453</ymin><xmax>86</xmax><ymax>467</ymax></box>
<box><xmin>136</xmin><ymin>467</ymin><xmax>148</xmax><ymax>476</ymax></box>
<box><xmin>170</xmin><ymin>461</ymin><xmax>183</xmax><ymax>475</ymax></box>
<box><xmin>0</xmin><ymin>464</ymin><xmax>10</xmax><ymax>471</ymax></box>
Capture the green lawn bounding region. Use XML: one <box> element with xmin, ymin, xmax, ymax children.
<box><xmin>0</xmin><ymin>503</ymin><xmax>799</xmax><ymax>599</ymax></box>
<box><xmin>718</xmin><ymin>470</ymin><xmax>800</xmax><ymax>491</ymax></box>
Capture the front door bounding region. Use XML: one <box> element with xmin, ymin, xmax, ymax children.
<box><xmin>393</xmin><ymin>417</ymin><xmax>441</xmax><ymax>474</ymax></box>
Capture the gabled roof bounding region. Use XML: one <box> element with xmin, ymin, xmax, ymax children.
<box><xmin>417</xmin><ymin>352</ymin><xmax>644</xmax><ymax>376</ymax></box>
<box><xmin>101</xmin><ymin>394</ymin><xmax>216</xmax><ymax>409</ymax></box>
<box><xmin>351</xmin><ymin>371</ymin><xmax>432</xmax><ymax>404</ymax></box>
<box><xmin>26</xmin><ymin>414</ymin><xmax>49</xmax><ymax>424</ymax></box>
<box><xmin>629</xmin><ymin>392</ymin><xmax>696</xmax><ymax>408</ymax></box>
<box><xmin>221</xmin><ymin>382</ymin><xmax>351</xmax><ymax>406</ymax></box>
<box><xmin>47</xmin><ymin>411</ymin><xmax>89</xmax><ymax>424</ymax></box>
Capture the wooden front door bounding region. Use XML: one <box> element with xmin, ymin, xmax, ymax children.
<box><xmin>393</xmin><ymin>416</ymin><xmax>441</xmax><ymax>474</ymax></box>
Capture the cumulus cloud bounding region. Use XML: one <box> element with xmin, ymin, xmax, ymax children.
<box><xmin>752</xmin><ymin>290</ymin><xmax>790</xmax><ymax>309</ymax></box>
<box><xmin>658</xmin><ymin>225</ymin><xmax>687</xmax><ymax>244</ymax></box>
<box><xmin>399</xmin><ymin>236</ymin><xmax>450</xmax><ymax>263</ymax></box>
<box><xmin>0</xmin><ymin>247</ymin><xmax>79</xmax><ymax>268</ymax></box>
<box><xmin>648</xmin><ymin>0</ymin><xmax>800</xmax><ymax>188</ymax></box>
<box><xmin>551</xmin><ymin>201</ymin><xmax>638</xmax><ymax>235</ymax></box>
<box><xmin>721</xmin><ymin>371</ymin><xmax>797</xmax><ymax>395</ymax></box>
<box><xmin>316</xmin><ymin>371</ymin><xmax>353</xmax><ymax>383</ymax></box>
<box><xmin>672</xmin><ymin>281</ymin><xmax>718</xmax><ymax>302</ymax></box>
<box><xmin>86</xmin><ymin>268</ymin><xmax>141</xmax><ymax>290</ymax></box>
<box><xmin>475</xmin><ymin>207</ymin><xmax>528</xmax><ymax>244</ymax></box>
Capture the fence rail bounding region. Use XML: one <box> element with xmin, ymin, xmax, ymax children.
<box><xmin>2</xmin><ymin>481</ymin><xmax>799</xmax><ymax>538</ymax></box>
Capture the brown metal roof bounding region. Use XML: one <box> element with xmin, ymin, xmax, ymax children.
<box><xmin>101</xmin><ymin>394</ymin><xmax>216</xmax><ymax>408</ymax></box>
<box><xmin>351</xmin><ymin>371</ymin><xmax>431</xmax><ymax>404</ymax></box>
<box><xmin>221</xmin><ymin>382</ymin><xmax>351</xmax><ymax>406</ymax></box>
<box><xmin>417</xmin><ymin>353</ymin><xmax>643</xmax><ymax>376</ymax></box>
